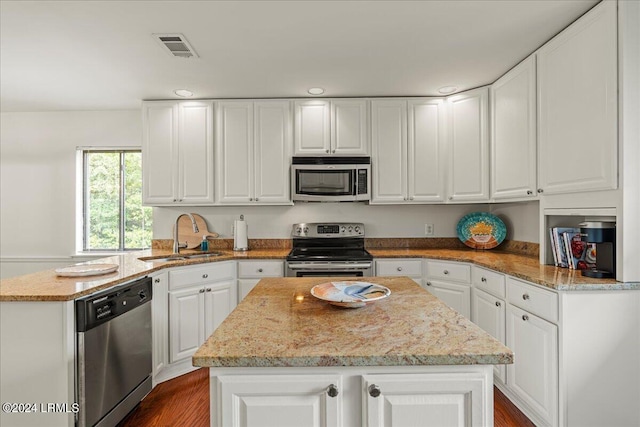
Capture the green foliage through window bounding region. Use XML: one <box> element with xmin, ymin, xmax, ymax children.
<box><xmin>83</xmin><ymin>150</ymin><xmax>152</xmax><ymax>251</ymax></box>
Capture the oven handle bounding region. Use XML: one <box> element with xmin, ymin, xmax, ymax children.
<box><xmin>287</xmin><ymin>262</ymin><xmax>372</xmax><ymax>270</ymax></box>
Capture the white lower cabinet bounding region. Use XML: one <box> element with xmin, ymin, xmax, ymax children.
<box><xmin>374</xmin><ymin>258</ymin><xmax>422</xmax><ymax>284</ymax></box>
<box><xmin>471</xmin><ymin>288</ymin><xmax>506</xmax><ymax>383</ymax></box>
<box><xmin>168</xmin><ymin>262</ymin><xmax>237</xmax><ymax>364</ymax></box>
<box><xmin>150</xmin><ymin>271</ymin><xmax>169</xmax><ymax>383</ymax></box>
<box><xmin>211</xmin><ymin>366</ymin><xmax>493</xmax><ymax>427</ymax></box>
<box><xmin>424</xmin><ymin>260</ymin><xmax>472</xmax><ymax>318</ymax></box>
<box><xmin>237</xmin><ymin>260</ymin><xmax>284</xmax><ymax>301</ymax></box>
<box><xmin>506</xmin><ymin>304</ymin><xmax>558</xmax><ymax>426</ymax></box>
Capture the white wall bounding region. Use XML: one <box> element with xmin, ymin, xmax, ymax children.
<box><xmin>0</xmin><ymin>110</ymin><xmax>141</xmax><ymax>278</ymax></box>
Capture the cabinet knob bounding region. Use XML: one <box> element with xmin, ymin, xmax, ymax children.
<box><xmin>426</xmin><ymin>281</ymin><xmax>432</xmax><ymax>286</ymax></box>
<box><xmin>203</xmin><ymin>274</ymin><xmax>209</xmax><ymax>279</ymax></box>
<box><xmin>368</xmin><ymin>384</ymin><xmax>381</xmax><ymax>398</ymax></box>
<box><xmin>443</xmin><ymin>270</ymin><xmax>449</xmax><ymax>275</ymax></box>
<box><xmin>495</xmin><ymin>301</ymin><xmax>501</xmax><ymax>307</ymax></box>
<box><xmin>326</xmin><ymin>384</ymin><xmax>339</xmax><ymax>398</ymax></box>
<box><xmin>522</xmin><ymin>314</ymin><xmax>529</xmax><ymax>321</ymax></box>
<box><xmin>481</xmin><ymin>277</ymin><xmax>487</xmax><ymax>282</ymax></box>
<box><xmin>409</xmin><ymin>196</ymin><xmax>414</xmax><ymax>200</ymax></box>
<box><xmin>522</xmin><ymin>293</ymin><xmax>530</xmax><ymax>301</ymax></box>
<box><xmin>199</xmin><ymin>289</ymin><xmax>205</xmax><ymax>293</ymax></box>
<box><xmin>206</xmin><ymin>288</ymin><xmax>212</xmax><ymax>292</ymax></box>
<box><xmin>255</xmin><ymin>198</ymin><xmax>259</xmax><ymax>202</ymax></box>
<box><xmin>332</xmin><ymin>149</ymin><xmax>336</xmax><ymax>154</ymax></box>
<box><xmin>179</xmin><ymin>199</ymin><xmax>183</xmax><ymax>202</ymax></box>
<box><xmin>326</xmin><ymin>149</ymin><xmax>330</xmax><ymax>153</ymax></box>
<box><xmin>449</xmin><ymin>196</ymin><xmax>453</xmax><ymax>200</ymax></box>
<box><xmin>258</xmin><ymin>268</ymin><xmax>263</xmax><ymax>273</ymax></box>
<box><xmin>154</xmin><ymin>278</ymin><xmax>160</xmax><ymax>283</ymax></box>
<box><xmin>173</xmin><ymin>199</ymin><xmax>177</xmax><ymax>202</ymax></box>
<box><xmin>527</xmin><ymin>190</ymin><xmax>533</xmax><ymax>195</ymax></box>
<box><xmin>397</xmin><ymin>267</ymin><xmax>403</xmax><ymax>271</ymax></box>
<box><xmin>537</xmin><ymin>188</ymin><xmax>544</xmax><ymax>194</ymax></box>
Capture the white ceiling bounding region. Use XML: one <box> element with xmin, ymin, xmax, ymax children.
<box><xmin>0</xmin><ymin>0</ymin><xmax>600</xmax><ymax>112</ymax></box>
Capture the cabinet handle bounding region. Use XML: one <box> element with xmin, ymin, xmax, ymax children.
<box><xmin>199</xmin><ymin>289</ymin><xmax>205</xmax><ymax>293</ymax></box>
<box><xmin>527</xmin><ymin>190</ymin><xmax>533</xmax><ymax>195</ymax></box>
<box><xmin>481</xmin><ymin>277</ymin><xmax>487</xmax><ymax>282</ymax></box>
<box><xmin>522</xmin><ymin>293</ymin><xmax>530</xmax><ymax>300</ymax></box>
<box><xmin>426</xmin><ymin>281</ymin><xmax>432</xmax><ymax>286</ymax></box>
<box><xmin>537</xmin><ymin>188</ymin><xmax>544</xmax><ymax>194</ymax></box>
<box><xmin>326</xmin><ymin>384</ymin><xmax>339</xmax><ymax>398</ymax></box>
<box><xmin>255</xmin><ymin>198</ymin><xmax>259</xmax><ymax>202</ymax></box>
<box><xmin>495</xmin><ymin>301</ymin><xmax>501</xmax><ymax>307</ymax></box>
<box><xmin>368</xmin><ymin>384</ymin><xmax>381</xmax><ymax>398</ymax></box>
<box><xmin>443</xmin><ymin>270</ymin><xmax>449</xmax><ymax>275</ymax></box>
<box><xmin>173</xmin><ymin>199</ymin><xmax>177</xmax><ymax>202</ymax></box>
<box><xmin>258</xmin><ymin>268</ymin><xmax>263</xmax><ymax>273</ymax></box>
<box><xmin>203</xmin><ymin>274</ymin><xmax>209</xmax><ymax>279</ymax></box>
<box><xmin>522</xmin><ymin>314</ymin><xmax>529</xmax><ymax>321</ymax></box>
<box><xmin>154</xmin><ymin>278</ymin><xmax>160</xmax><ymax>283</ymax></box>
<box><xmin>326</xmin><ymin>149</ymin><xmax>330</xmax><ymax>153</ymax></box>
<box><xmin>449</xmin><ymin>196</ymin><xmax>453</xmax><ymax>200</ymax></box>
<box><xmin>206</xmin><ymin>288</ymin><xmax>212</xmax><ymax>292</ymax></box>
<box><xmin>397</xmin><ymin>267</ymin><xmax>403</xmax><ymax>271</ymax></box>
<box><xmin>332</xmin><ymin>150</ymin><xmax>336</xmax><ymax>154</ymax></box>
<box><xmin>179</xmin><ymin>199</ymin><xmax>183</xmax><ymax>202</ymax></box>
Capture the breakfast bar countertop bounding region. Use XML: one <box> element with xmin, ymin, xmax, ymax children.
<box><xmin>192</xmin><ymin>276</ymin><xmax>514</xmax><ymax>368</ymax></box>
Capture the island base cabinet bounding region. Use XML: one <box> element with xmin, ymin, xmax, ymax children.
<box><xmin>506</xmin><ymin>304</ymin><xmax>558</xmax><ymax>426</ymax></box>
<box><xmin>213</xmin><ymin>374</ymin><xmax>342</xmax><ymax>427</ymax></box>
<box><xmin>363</xmin><ymin>372</ymin><xmax>492</xmax><ymax>427</ymax></box>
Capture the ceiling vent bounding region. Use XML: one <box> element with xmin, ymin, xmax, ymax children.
<box><xmin>153</xmin><ymin>33</ymin><xmax>199</xmax><ymax>58</ymax></box>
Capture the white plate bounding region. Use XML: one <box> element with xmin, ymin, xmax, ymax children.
<box><xmin>311</xmin><ymin>281</ymin><xmax>391</xmax><ymax>308</ymax></box>
<box><xmin>55</xmin><ymin>263</ymin><xmax>119</xmax><ymax>277</ymax></box>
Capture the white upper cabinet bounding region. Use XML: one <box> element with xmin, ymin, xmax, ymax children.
<box><xmin>537</xmin><ymin>0</ymin><xmax>617</xmax><ymax>195</ymax></box>
<box><xmin>490</xmin><ymin>56</ymin><xmax>538</xmax><ymax>201</ymax></box>
<box><xmin>446</xmin><ymin>87</ymin><xmax>490</xmax><ymax>202</ymax></box>
<box><xmin>143</xmin><ymin>101</ymin><xmax>214</xmax><ymax>205</ymax></box>
<box><xmin>370</xmin><ymin>99</ymin><xmax>446</xmax><ymax>204</ymax></box>
<box><xmin>408</xmin><ymin>99</ymin><xmax>447</xmax><ymax>202</ymax></box>
<box><xmin>216</xmin><ymin>100</ymin><xmax>292</xmax><ymax>205</ymax></box>
<box><xmin>294</xmin><ymin>99</ymin><xmax>368</xmax><ymax>155</ymax></box>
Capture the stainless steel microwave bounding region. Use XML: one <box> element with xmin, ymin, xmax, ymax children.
<box><xmin>291</xmin><ymin>157</ymin><xmax>371</xmax><ymax>202</ymax></box>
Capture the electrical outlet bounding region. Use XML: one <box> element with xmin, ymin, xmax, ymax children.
<box><xmin>425</xmin><ymin>223</ymin><xmax>434</xmax><ymax>236</ymax></box>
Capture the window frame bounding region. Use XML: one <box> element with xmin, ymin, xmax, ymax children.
<box><xmin>76</xmin><ymin>147</ymin><xmax>151</xmax><ymax>253</ymax></box>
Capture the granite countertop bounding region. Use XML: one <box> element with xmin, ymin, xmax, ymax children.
<box><xmin>192</xmin><ymin>277</ymin><xmax>513</xmax><ymax>368</ymax></box>
<box><xmin>1</xmin><ymin>244</ymin><xmax>636</xmax><ymax>302</ymax></box>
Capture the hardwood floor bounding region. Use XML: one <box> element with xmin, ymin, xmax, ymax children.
<box><xmin>119</xmin><ymin>368</ymin><xmax>534</xmax><ymax>427</ymax></box>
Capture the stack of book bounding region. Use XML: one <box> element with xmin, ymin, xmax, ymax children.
<box><xmin>549</xmin><ymin>227</ymin><xmax>596</xmax><ymax>270</ymax></box>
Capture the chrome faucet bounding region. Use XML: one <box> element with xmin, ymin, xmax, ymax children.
<box><xmin>173</xmin><ymin>213</ymin><xmax>199</xmax><ymax>254</ymax></box>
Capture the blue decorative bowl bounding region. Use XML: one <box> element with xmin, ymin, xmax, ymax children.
<box><xmin>456</xmin><ymin>212</ymin><xmax>507</xmax><ymax>250</ymax></box>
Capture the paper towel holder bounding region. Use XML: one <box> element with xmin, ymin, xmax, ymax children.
<box><xmin>233</xmin><ymin>214</ymin><xmax>249</xmax><ymax>251</ymax></box>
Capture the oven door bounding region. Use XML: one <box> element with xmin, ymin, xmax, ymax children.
<box><xmin>286</xmin><ymin>261</ymin><xmax>373</xmax><ymax>277</ymax></box>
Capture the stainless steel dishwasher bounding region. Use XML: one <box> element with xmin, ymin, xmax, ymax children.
<box><xmin>75</xmin><ymin>276</ymin><xmax>153</xmax><ymax>427</ymax></box>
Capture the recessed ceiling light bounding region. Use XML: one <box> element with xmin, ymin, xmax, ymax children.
<box><xmin>174</xmin><ymin>89</ymin><xmax>194</xmax><ymax>97</ymax></box>
<box><xmin>438</xmin><ymin>86</ymin><xmax>458</xmax><ymax>95</ymax></box>
<box><xmin>307</xmin><ymin>87</ymin><xmax>325</xmax><ymax>95</ymax></box>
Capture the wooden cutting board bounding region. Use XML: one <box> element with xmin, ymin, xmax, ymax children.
<box><xmin>173</xmin><ymin>214</ymin><xmax>219</xmax><ymax>249</ymax></box>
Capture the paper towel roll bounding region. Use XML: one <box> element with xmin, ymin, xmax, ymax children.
<box><xmin>233</xmin><ymin>219</ymin><xmax>248</xmax><ymax>251</ymax></box>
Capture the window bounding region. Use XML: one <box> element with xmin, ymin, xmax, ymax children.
<box><xmin>80</xmin><ymin>149</ymin><xmax>152</xmax><ymax>251</ymax></box>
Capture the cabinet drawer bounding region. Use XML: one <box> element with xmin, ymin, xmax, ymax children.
<box><xmin>238</xmin><ymin>260</ymin><xmax>283</xmax><ymax>278</ymax></box>
<box><xmin>425</xmin><ymin>260</ymin><xmax>471</xmax><ymax>283</ymax></box>
<box><xmin>507</xmin><ymin>277</ymin><xmax>558</xmax><ymax>323</ymax></box>
<box><xmin>473</xmin><ymin>266</ymin><xmax>506</xmax><ymax>299</ymax></box>
<box><xmin>375</xmin><ymin>259</ymin><xmax>423</xmax><ymax>277</ymax></box>
<box><xmin>169</xmin><ymin>261</ymin><xmax>236</xmax><ymax>291</ymax></box>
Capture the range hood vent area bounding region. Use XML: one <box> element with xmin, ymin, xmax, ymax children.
<box><xmin>153</xmin><ymin>33</ymin><xmax>198</xmax><ymax>58</ymax></box>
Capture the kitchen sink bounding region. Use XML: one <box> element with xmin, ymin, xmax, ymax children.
<box><xmin>182</xmin><ymin>253</ymin><xmax>223</xmax><ymax>259</ymax></box>
<box><xmin>142</xmin><ymin>256</ymin><xmax>187</xmax><ymax>262</ymax></box>
<box><xmin>140</xmin><ymin>253</ymin><xmax>223</xmax><ymax>263</ymax></box>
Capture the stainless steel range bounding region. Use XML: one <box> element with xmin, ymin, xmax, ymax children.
<box><xmin>285</xmin><ymin>222</ymin><xmax>373</xmax><ymax>277</ymax></box>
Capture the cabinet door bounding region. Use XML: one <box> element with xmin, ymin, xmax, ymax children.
<box><xmin>203</xmin><ymin>279</ymin><xmax>237</xmax><ymax>338</ymax></box>
<box><xmin>169</xmin><ymin>286</ymin><xmax>205</xmax><ymax>363</ymax></box>
<box><xmin>254</xmin><ymin>101</ymin><xmax>292</xmax><ymax>204</ymax></box>
<box><xmin>363</xmin><ymin>372</ymin><xmax>491</xmax><ymax>427</ymax></box>
<box><xmin>370</xmin><ymin>100</ymin><xmax>408</xmax><ymax>203</ymax></box>
<box><xmin>294</xmin><ymin>100</ymin><xmax>331</xmax><ymax>155</ymax></box>
<box><xmin>216</xmin><ymin>374</ymin><xmax>342</xmax><ymax>427</ymax></box>
<box><xmin>216</xmin><ymin>101</ymin><xmax>254</xmax><ymax>204</ymax></box>
<box><xmin>447</xmin><ymin>88</ymin><xmax>489</xmax><ymax>202</ymax></box>
<box><xmin>151</xmin><ymin>271</ymin><xmax>169</xmax><ymax>381</ymax></box>
<box><xmin>142</xmin><ymin>102</ymin><xmax>178</xmax><ymax>204</ymax></box>
<box><xmin>178</xmin><ymin>101</ymin><xmax>215</xmax><ymax>204</ymax></box>
<box><xmin>506</xmin><ymin>304</ymin><xmax>558</xmax><ymax>425</ymax></box>
<box><xmin>537</xmin><ymin>0</ymin><xmax>617</xmax><ymax>195</ymax></box>
<box><xmin>238</xmin><ymin>278</ymin><xmax>259</xmax><ymax>302</ymax></box>
<box><xmin>332</xmin><ymin>99</ymin><xmax>369</xmax><ymax>155</ymax></box>
<box><xmin>407</xmin><ymin>99</ymin><xmax>446</xmax><ymax>202</ymax></box>
<box><xmin>423</xmin><ymin>280</ymin><xmax>470</xmax><ymax>319</ymax></box>
<box><xmin>471</xmin><ymin>288</ymin><xmax>506</xmax><ymax>383</ymax></box>
<box><xmin>491</xmin><ymin>56</ymin><xmax>537</xmax><ymax>201</ymax></box>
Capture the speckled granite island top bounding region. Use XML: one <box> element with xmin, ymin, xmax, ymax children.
<box><xmin>192</xmin><ymin>277</ymin><xmax>513</xmax><ymax>368</ymax></box>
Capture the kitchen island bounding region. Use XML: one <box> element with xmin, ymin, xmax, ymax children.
<box><xmin>192</xmin><ymin>276</ymin><xmax>513</xmax><ymax>427</ymax></box>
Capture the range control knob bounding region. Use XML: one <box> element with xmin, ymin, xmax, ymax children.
<box><xmin>341</xmin><ymin>226</ymin><xmax>346</xmax><ymax>233</ymax></box>
<box><xmin>348</xmin><ymin>226</ymin><xmax>353</xmax><ymax>232</ymax></box>
<box><xmin>296</xmin><ymin>227</ymin><xmax>302</xmax><ymax>235</ymax></box>
<box><xmin>354</xmin><ymin>226</ymin><xmax>360</xmax><ymax>233</ymax></box>
<box><xmin>303</xmin><ymin>227</ymin><xmax>309</xmax><ymax>233</ymax></box>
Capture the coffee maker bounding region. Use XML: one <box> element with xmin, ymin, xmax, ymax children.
<box><xmin>579</xmin><ymin>221</ymin><xmax>616</xmax><ymax>278</ymax></box>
